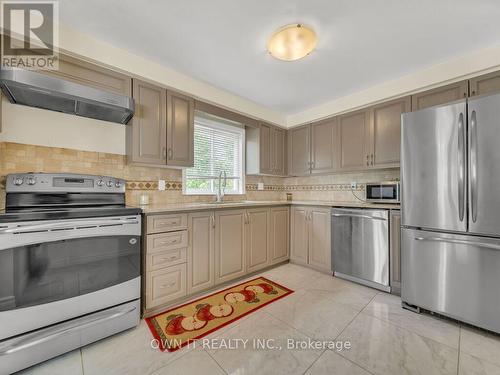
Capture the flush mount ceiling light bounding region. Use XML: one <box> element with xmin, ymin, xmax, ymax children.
<box><xmin>267</xmin><ymin>23</ymin><xmax>317</xmax><ymax>61</ymax></box>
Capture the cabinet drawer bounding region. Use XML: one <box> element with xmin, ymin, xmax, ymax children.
<box><xmin>146</xmin><ymin>230</ymin><xmax>188</xmax><ymax>253</ymax></box>
<box><xmin>147</xmin><ymin>213</ymin><xmax>188</xmax><ymax>234</ymax></box>
<box><xmin>147</xmin><ymin>247</ymin><xmax>187</xmax><ymax>270</ymax></box>
<box><xmin>146</xmin><ymin>264</ymin><xmax>187</xmax><ymax>308</ymax></box>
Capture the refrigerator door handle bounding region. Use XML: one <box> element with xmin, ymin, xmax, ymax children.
<box><xmin>470</xmin><ymin>110</ymin><xmax>478</xmax><ymax>223</ymax></box>
<box><xmin>414</xmin><ymin>236</ymin><xmax>500</xmax><ymax>251</ymax></box>
<box><xmin>458</xmin><ymin>112</ymin><xmax>466</xmax><ymax>222</ymax></box>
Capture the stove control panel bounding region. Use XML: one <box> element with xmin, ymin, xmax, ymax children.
<box><xmin>5</xmin><ymin>173</ymin><xmax>127</xmax><ymax>193</ymax></box>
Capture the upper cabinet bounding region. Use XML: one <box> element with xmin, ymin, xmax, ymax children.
<box><xmin>338</xmin><ymin>109</ymin><xmax>370</xmax><ymax>170</ymax></box>
<box><xmin>128</xmin><ymin>79</ymin><xmax>167</xmax><ymax>165</ymax></box>
<box><xmin>166</xmin><ymin>91</ymin><xmax>194</xmax><ymax>167</ymax></box>
<box><xmin>469</xmin><ymin>71</ymin><xmax>500</xmax><ymax>97</ymax></box>
<box><xmin>411</xmin><ymin>80</ymin><xmax>468</xmax><ymax>111</ymax></box>
<box><xmin>310</xmin><ymin>118</ymin><xmax>339</xmax><ymax>175</ymax></box>
<box><xmin>288</xmin><ymin>125</ymin><xmax>311</xmax><ymax>176</ymax></box>
<box><xmin>246</xmin><ymin>122</ymin><xmax>286</xmax><ymax>176</ymax></box>
<box><xmin>45</xmin><ymin>55</ymin><xmax>132</xmax><ymax>96</ymax></box>
<box><xmin>127</xmin><ymin>79</ymin><xmax>194</xmax><ymax>167</ymax></box>
<box><xmin>368</xmin><ymin>96</ymin><xmax>411</xmax><ymax>168</ymax></box>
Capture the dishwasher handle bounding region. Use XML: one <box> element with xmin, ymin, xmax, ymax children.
<box><xmin>332</xmin><ymin>213</ymin><xmax>387</xmax><ymax>221</ymax></box>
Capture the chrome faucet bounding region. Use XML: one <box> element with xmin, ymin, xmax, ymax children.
<box><xmin>215</xmin><ymin>170</ymin><xmax>227</xmax><ymax>203</ymax></box>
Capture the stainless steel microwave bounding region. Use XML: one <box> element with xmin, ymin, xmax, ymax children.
<box><xmin>365</xmin><ymin>181</ymin><xmax>400</xmax><ymax>203</ymax></box>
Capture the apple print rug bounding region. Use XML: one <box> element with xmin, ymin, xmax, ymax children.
<box><xmin>146</xmin><ymin>276</ymin><xmax>293</xmax><ymax>351</ymax></box>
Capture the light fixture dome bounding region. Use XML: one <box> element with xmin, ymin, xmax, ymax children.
<box><xmin>267</xmin><ymin>23</ymin><xmax>317</xmax><ymax>61</ymax></box>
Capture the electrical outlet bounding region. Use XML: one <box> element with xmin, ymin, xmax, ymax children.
<box><xmin>350</xmin><ymin>182</ymin><xmax>357</xmax><ymax>190</ymax></box>
<box><xmin>257</xmin><ymin>182</ymin><xmax>264</xmax><ymax>191</ymax></box>
<box><xmin>158</xmin><ymin>180</ymin><xmax>166</xmax><ymax>191</ymax></box>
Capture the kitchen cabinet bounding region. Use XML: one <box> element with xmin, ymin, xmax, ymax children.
<box><xmin>246</xmin><ymin>123</ymin><xmax>286</xmax><ymax>175</ymax></box>
<box><xmin>288</xmin><ymin>125</ymin><xmax>311</xmax><ymax>176</ymax></box>
<box><xmin>308</xmin><ymin>207</ymin><xmax>332</xmax><ymax>271</ymax></box>
<box><xmin>310</xmin><ymin>118</ymin><xmax>339</xmax><ymax>174</ymax></box>
<box><xmin>128</xmin><ymin>79</ymin><xmax>167</xmax><ymax>165</ymax></box>
<box><xmin>270</xmin><ymin>206</ymin><xmax>289</xmax><ymax>264</ymax></box>
<box><xmin>246</xmin><ymin>208</ymin><xmax>271</xmax><ymax>273</ymax></box>
<box><xmin>45</xmin><ymin>54</ymin><xmax>132</xmax><ymax>96</ymax></box>
<box><xmin>411</xmin><ymin>80</ymin><xmax>468</xmax><ymax>111</ymax></box>
<box><xmin>338</xmin><ymin>109</ymin><xmax>370</xmax><ymax>170</ymax></box>
<box><xmin>469</xmin><ymin>71</ymin><xmax>500</xmax><ymax>97</ymax></box>
<box><xmin>368</xmin><ymin>96</ymin><xmax>411</xmax><ymax>168</ymax></box>
<box><xmin>187</xmin><ymin>211</ymin><xmax>215</xmax><ymax>294</ymax></box>
<box><xmin>166</xmin><ymin>91</ymin><xmax>194</xmax><ymax>167</ymax></box>
<box><xmin>146</xmin><ymin>264</ymin><xmax>187</xmax><ymax>309</ymax></box>
<box><xmin>390</xmin><ymin>210</ymin><xmax>402</xmax><ymax>295</ymax></box>
<box><xmin>214</xmin><ymin>209</ymin><xmax>246</xmax><ymax>284</ymax></box>
<box><xmin>291</xmin><ymin>206</ymin><xmax>331</xmax><ymax>272</ymax></box>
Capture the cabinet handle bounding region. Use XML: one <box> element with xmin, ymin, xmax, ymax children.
<box><xmin>167</xmin><ymin>148</ymin><xmax>173</xmax><ymax>160</ymax></box>
<box><xmin>160</xmin><ymin>255</ymin><xmax>178</xmax><ymax>262</ymax></box>
<box><xmin>159</xmin><ymin>238</ymin><xmax>179</xmax><ymax>246</ymax></box>
<box><xmin>371</xmin><ymin>154</ymin><xmax>374</xmax><ymax>166</ymax></box>
<box><xmin>211</xmin><ymin>214</ymin><xmax>215</xmax><ymax>228</ymax></box>
<box><xmin>162</xmin><ymin>147</ymin><xmax>167</xmax><ymax>159</ymax></box>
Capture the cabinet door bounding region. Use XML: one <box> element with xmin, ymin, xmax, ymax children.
<box><xmin>390</xmin><ymin>210</ymin><xmax>402</xmax><ymax>295</ymax></box>
<box><xmin>46</xmin><ymin>55</ymin><xmax>132</xmax><ymax>96</ymax></box>
<box><xmin>166</xmin><ymin>91</ymin><xmax>194</xmax><ymax>167</ymax></box>
<box><xmin>215</xmin><ymin>209</ymin><xmax>246</xmax><ymax>284</ymax></box>
<box><xmin>273</xmin><ymin>127</ymin><xmax>286</xmax><ymax>175</ymax></box>
<box><xmin>129</xmin><ymin>79</ymin><xmax>167</xmax><ymax>165</ymax></box>
<box><xmin>188</xmin><ymin>211</ymin><xmax>215</xmax><ymax>294</ymax></box>
<box><xmin>146</xmin><ymin>264</ymin><xmax>186</xmax><ymax>309</ymax></box>
<box><xmin>411</xmin><ymin>80</ymin><xmax>468</xmax><ymax>111</ymax></box>
<box><xmin>339</xmin><ymin>109</ymin><xmax>370</xmax><ymax>170</ymax></box>
<box><xmin>290</xmin><ymin>206</ymin><xmax>309</xmax><ymax>265</ymax></box>
<box><xmin>311</xmin><ymin>118</ymin><xmax>338</xmax><ymax>174</ymax></box>
<box><xmin>270</xmin><ymin>206</ymin><xmax>289</xmax><ymax>264</ymax></box>
<box><xmin>369</xmin><ymin>96</ymin><xmax>411</xmax><ymax>168</ymax></box>
<box><xmin>308</xmin><ymin>207</ymin><xmax>332</xmax><ymax>272</ymax></box>
<box><xmin>259</xmin><ymin>123</ymin><xmax>273</xmax><ymax>174</ymax></box>
<box><xmin>469</xmin><ymin>71</ymin><xmax>500</xmax><ymax>97</ymax></box>
<box><xmin>288</xmin><ymin>125</ymin><xmax>311</xmax><ymax>176</ymax></box>
<box><xmin>246</xmin><ymin>208</ymin><xmax>270</xmax><ymax>273</ymax></box>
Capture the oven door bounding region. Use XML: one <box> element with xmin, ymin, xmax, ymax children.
<box><xmin>0</xmin><ymin>215</ymin><xmax>141</xmax><ymax>340</ymax></box>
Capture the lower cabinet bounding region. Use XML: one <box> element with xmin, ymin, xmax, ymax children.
<box><xmin>246</xmin><ymin>208</ymin><xmax>271</xmax><ymax>273</ymax></box>
<box><xmin>215</xmin><ymin>209</ymin><xmax>247</xmax><ymax>284</ymax></box>
<box><xmin>187</xmin><ymin>211</ymin><xmax>215</xmax><ymax>294</ymax></box>
<box><xmin>270</xmin><ymin>206</ymin><xmax>290</xmax><ymax>264</ymax></box>
<box><xmin>291</xmin><ymin>206</ymin><xmax>331</xmax><ymax>272</ymax></box>
<box><xmin>390</xmin><ymin>210</ymin><xmax>402</xmax><ymax>295</ymax></box>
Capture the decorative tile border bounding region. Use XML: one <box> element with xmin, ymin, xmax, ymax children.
<box><xmin>126</xmin><ymin>181</ymin><xmax>182</xmax><ymax>191</ymax></box>
<box><xmin>245</xmin><ymin>183</ymin><xmax>364</xmax><ymax>192</ymax></box>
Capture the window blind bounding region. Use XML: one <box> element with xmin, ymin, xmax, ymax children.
<box><xmin>184</xmin><ymin>116</ymin><xmax>244</xmax><ymax>195</ymax></box>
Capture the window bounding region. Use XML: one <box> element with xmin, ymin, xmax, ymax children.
<box><xmin>183</xmin><ymin>113</ymin><xmax>245</xmax><ymax>195</ymax></box>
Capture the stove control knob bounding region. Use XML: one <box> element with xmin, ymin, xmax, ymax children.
<box><xmin>115</xmin><ymin>181</ymin><xmax>122</xmax><ymax>188</ymax></box>
<box><xmin>106</xmin><ymin>180</ymin><xmax>114</xmax><ymax>188</ymax></box>
<box><xmin>14</xmin><ymin>177</ymin><xmax>24</xmax><ymax>186</ymax></box>
<box><xmin>96</xmin><ymin>179</ymin><xmax>104</xmax><ymax>187</ymax></box>
<box><xmin>27</xmin><ymin>177</ymin><xmax>36</xmax><ymax>185</ymax></box>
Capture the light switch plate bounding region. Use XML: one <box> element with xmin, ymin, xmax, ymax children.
<box><xmin>158</xmin><ymin>180</ymin><xmax>166</xmax><ymax>191</ymax></box>
<box><xmin>350</xmin><ymin>182</ymin><xmax>357</xmax><ymax>190</ymax></box>
<box><xmin>257</xmin><ymin>182</ymin><xmax>264</xmax><ymax>191</ymax></box>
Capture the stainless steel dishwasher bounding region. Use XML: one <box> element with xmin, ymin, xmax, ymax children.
<box><xmin>331</xmin><ymin>208</ymin><xmax>390</xmax><ymax>292</ymax></box>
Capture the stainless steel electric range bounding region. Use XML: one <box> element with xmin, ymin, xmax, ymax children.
<box><xmin>0</xmin><ymin>173</ymin><xmax>142</xmax><ymax>374</ymax></box>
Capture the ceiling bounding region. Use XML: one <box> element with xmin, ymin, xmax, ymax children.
<box><xmin>58</xmin><ymin>0</ymin><xmax>500</xmax><ymax>116</ymax></box>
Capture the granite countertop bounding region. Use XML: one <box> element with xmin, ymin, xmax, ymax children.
<box><xmin>136</xmin><ymin>200</ymin><xmax>401</xmax><ymax>214</ymax></box>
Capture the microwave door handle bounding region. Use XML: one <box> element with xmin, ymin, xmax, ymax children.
<box><xmin>0</xmin><ymin>218</ymin><xmax>139</xmax><ymax>234</ymax></box>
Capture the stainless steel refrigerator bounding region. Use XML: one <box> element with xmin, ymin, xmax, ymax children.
<box><xmin>401</xmin><ymin>92</ymin><xmax>500</xmax><ymax>334</ymax></box>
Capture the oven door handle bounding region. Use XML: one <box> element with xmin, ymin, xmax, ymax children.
<box><xmin>0</xmin><ymin>218</ymin><xmax>139</xmax><ymax>234</ymax></box>
<box><xmin>0</xmin><ymin>305</ymin><xmax>137</xmax><ymax>355</ymax></box>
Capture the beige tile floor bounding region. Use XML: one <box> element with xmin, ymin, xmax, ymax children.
<box><xmin>18</xmin><ymin>263</ymin><xmax>500</xmax><ymax>375</ymax></box>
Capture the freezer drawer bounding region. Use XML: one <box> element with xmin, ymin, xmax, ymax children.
<box><xmin>331</xmin><ymin>208</ymin><xmax>389</xmax><ymax>290</ymax></box>
<box><xmin>402</xmin><ymin>228</ymin><xmax>500</xmax><ymax>333</ymax></box>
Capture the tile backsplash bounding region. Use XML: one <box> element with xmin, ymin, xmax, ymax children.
<box><xmin>0</xmin><ymin>142</ymin><xmax>399</xmax><ymax>208</ymax></box>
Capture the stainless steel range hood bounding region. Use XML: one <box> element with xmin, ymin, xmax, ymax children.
<box><xmin>0</xmin><ymin>68</ymin><xmax>134</xmax><ymax>124</ymax></box>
